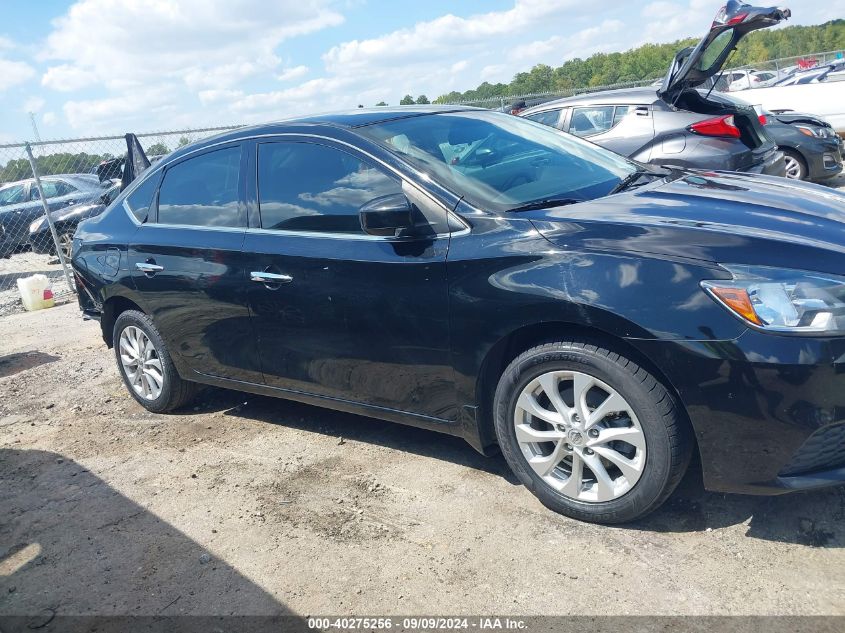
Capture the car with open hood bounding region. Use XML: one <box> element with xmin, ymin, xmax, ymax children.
<box><xmin>519</xmin><ymin>1</ymin><xmax>789</xmax><ymax>176</ymax></box>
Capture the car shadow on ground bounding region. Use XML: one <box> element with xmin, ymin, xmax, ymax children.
<box><xmin>629</xmin><ymin>456</ymin><xmax>845</xmax><ymax>547</ymax></box>
<box><xmin>0</xmin><ymin>448</ymin><xmax>304</xmax><ymax>630</ymax></box>
<box><xmin>186</xmin><ymin>388</ymin><xmax>844</xmax><ymax>545</ymax></box>
<box><xmin>187</xmin><ymin>386</ymin><xmax>520</xmax><ymax>484</ymax></box>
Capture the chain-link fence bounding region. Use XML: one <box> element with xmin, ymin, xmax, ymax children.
<box><xmin>0</xmin><ymin>126</ymin><xmax>241</xmax><ymax>316</ymax></box>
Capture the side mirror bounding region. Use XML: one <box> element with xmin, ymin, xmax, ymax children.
<box><xmin>359</xmin><ymin>193</ymin><xmax>415</xmax><ymax>237</ymax></box>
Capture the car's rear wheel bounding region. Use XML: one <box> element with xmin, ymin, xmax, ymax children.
<box><xmin>113</xmin><ymin>310</ymin><xmax>197</xmax><ymax>413</ymax></box>
<box><xmin>494</xmin><ymin>340</ymin><xmax>691</xmax><ymax>524</ymax></box>
<box><xmin>783</xmin><ymin>150</ymin><xmax>807</xmax><ymax>180</ymax></box>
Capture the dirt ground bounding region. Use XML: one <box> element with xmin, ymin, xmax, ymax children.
<box><xmin>1</xmin><ymin>301</ymin><xmax>844</xmax><ymax>621</ymax></box>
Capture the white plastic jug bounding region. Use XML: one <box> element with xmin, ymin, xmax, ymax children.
<box><xmin>16</xmin><ymin>274</ymin><xmax>55</xmax><ymax>311</ymax></box>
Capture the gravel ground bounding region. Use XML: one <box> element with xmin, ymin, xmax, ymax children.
<box><xmin>1</xmin><ymin>303</ymin><xmax>844</xmax><ymax>621</ymax></box>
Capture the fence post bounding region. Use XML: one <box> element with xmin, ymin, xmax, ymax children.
<box><xmin>24</xmin><ymin>142</ymin><xmax>76</xmax><ymax>295</ymax></box>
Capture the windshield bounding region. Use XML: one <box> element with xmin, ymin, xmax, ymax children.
<box><xmin>357</xmin><ymin>111</ymin><xmax>636</xmax><ymax>213</ymax></box>
<box><xmin>0</xmin><ymin>184</ymin><xmax>26</xmax><ymax>206</ymax></box>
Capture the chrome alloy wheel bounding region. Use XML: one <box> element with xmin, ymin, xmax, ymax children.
<box><xmin>118</xmin><ymin>326</ymin><xmax>164</xmax><ymax>400</ymax></box>
<box><xmin>58</xmin><ymin>232</ymin><xmax>74</xmax><ymax>260</ymax></box>
<box><xmin>514</xmin><ymin>370</ymin><xmax>646</xmax><ymax>502</ymax></box>
<box><xmin>784</xmin><ymin>154</ymin><xmax>803</xmax><ymax>180</ymax></box>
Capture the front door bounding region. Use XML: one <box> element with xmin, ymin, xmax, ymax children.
<box><xmin>129</xmin><ymin>143</ymin><xmax>262</xmax><ymax>383</ymax></box>
<box><xmin>242</xmin><ymin>138</ymin><xmax>456</xmax><ymax>420</ymax></box>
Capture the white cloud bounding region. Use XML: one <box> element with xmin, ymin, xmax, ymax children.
<box><xmin>41</xmin><ymin>64</ymin><xmax>97</xmax><ymax>92</ymax></box>
<box><xmin>23</xmin><ymin>97</ymin><xmax>46</xmax><ymax>113</ymax></box>
<box><xmin>43</xmin><ymin>112</ymin><xmax>58</xmax><ymax>126</ymax></box>
<box><xmin>0</xmin><ymin>58</ymin><xmax>36</xmax><ymax>91</ymax></box>
<box><xmin>277</xmin><ymin>65</ymin><xmax>309</xmax><ymax>82</ymax></box>
<box><xmin>0</xmin><ymin>36</ymin><xmax>14</xmax><ymax>50</ymax></box>
<box><xmin>39</xmin><ymin>0</ymin><xmax>344</xmax><ymax>130</ymax></box>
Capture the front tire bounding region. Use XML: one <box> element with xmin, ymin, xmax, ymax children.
<box><xmin>113</xmin><ymin>310</ymin><xmax>197</xmax><ymax>413</ymax></box>
<box><xmin>493</xmin><ymin>340</ymin><xmax>691</xmax><ymax>524</ymax></box>
<box><xmin>783</xmin><ymin>149</ymin><xmax>808</xmax><ymax>181</ymax></box>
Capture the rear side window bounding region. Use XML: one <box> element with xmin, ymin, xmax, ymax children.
<box><xmin>525</xmin><ymin>109</ymin><xmax>562</xmax><ymax>128</ymax></box>
<box><xmin>157</xmin><ymin>147</ymin><xmax>242</xmax><ymax>227</ymax></box>
<box><xmin>257</xmin><ymin>142</ymin><xmax>402</xmax><ymax>234</ymax></box>
<box><xmin>125</xmin><ymin>173</ymin><xmax>161</xmax><ymax>223</ymax></box>
<box><xmin>569</xmin><ymin>106</ymin><xmax>616</xmax><ymax>137</ymax></box>
<box><xmin>31</xmin><ymin>180</ymin><xmax>76</xmax><ymax>200</ymax></box>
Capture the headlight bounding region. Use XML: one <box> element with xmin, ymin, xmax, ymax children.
<box><xmin>795</xmin><ymin>124</ymin><xmax>833</xmax><ymax>139</ymax></box>
<box><xmin>29</xmin><ymin>217</ymin><xmax>45</xmax><ymax>233</ymax></box>
<box><xmin>702</xmin><ymin>265</ymin><xmax>845</xmax><ymax>335</ymax></box>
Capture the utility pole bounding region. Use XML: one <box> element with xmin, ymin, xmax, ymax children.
<box><xmin>29</xmin><ymin>112</ymin><xmax>42</xmax><ymax>143</ymax></box>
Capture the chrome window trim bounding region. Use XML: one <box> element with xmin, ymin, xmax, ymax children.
<box><xmin>122</xmin><ymin>132</ymin><xmax>472</xmax><ymax>239</ymax></box>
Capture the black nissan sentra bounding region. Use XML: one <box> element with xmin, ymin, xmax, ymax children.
<box><xmin>74</xmin><ymin>38</ymin><xmax>845</xmax><ymax>526</ymax></box>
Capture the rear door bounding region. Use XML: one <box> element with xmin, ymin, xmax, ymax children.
<box><xmin>566</xmin><ymin>105</ymin><xmax>655</xmax><ymax>159</ymax></box>
<box><xmin>129</xmin><ymin>143</ymin><xmax>262</xmax><ymax>383</ymax></box>
<box><xmin>242</xmin><ymin>136</ymin><xmax>456</xmax><ymax>420</ymax></box>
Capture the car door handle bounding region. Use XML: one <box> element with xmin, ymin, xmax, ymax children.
<box><xmin>136</xmin><ymin>262</ymin><xmax>164</xmax><ymax>273</ymax></box>
<box><xmin>250</xmin><ymin>271</ymin><xmax>293</xmax><ymax>284</ymax></box>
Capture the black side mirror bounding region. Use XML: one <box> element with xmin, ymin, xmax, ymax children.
<box><xmin>359</xmin><ymin>193</ymin><xmax>415</xmax><ymax>237</ymax></box>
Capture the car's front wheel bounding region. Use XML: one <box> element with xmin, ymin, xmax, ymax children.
<box><xmin>113</xmin><ymin>310</ymin><xmax>197</xmax><ymax>413</ymax></box>
<box><xmin>783</xmin><ymin>149</ymin><xmax>808</xmax><ymax>181</ymax></box>
<box><xmin>494</xmin><ymin>340</ymin><xmax>691</xmax><ymax>524</ymax></box>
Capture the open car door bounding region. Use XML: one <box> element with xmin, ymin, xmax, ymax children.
<box><xmin>659</xmin><ymin>1</ymin><xmax>790</xmax><ymax>103</ymax></box>
<box><xmin>120</xmin><ymin>133</ymin><xmax>151</xmax><ymax>191</ymax></box>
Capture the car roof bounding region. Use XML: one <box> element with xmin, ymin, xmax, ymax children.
<box><xmin>521</xmin><ymin>87</ymin><xmax>660</xmax><ymax>115</ymax></box>
<box><xmin>0</xmin><ymin>174</ymin><xmax>97</xmax><ymax>188</ymax></box>
<box><xmin>158</xmin><ymin>106</ymin><xmax>483</xmax><ymax>165</ymax></box>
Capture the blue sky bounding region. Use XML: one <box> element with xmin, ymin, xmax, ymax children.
<box><xmin>0</xmin><ymin>0</ymin><xmax>841</xmax><ymax>141</ymax></box>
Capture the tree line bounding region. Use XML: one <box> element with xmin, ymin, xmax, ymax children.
<box><xmin>428</xmin><ymin>19</ymin><xmax>845</xmax><ymax>104</ymax></box>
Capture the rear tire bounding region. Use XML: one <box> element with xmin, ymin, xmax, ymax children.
<box><xmin>113</xmin><ymin>310</ymin><xmax>197</xmax><ymax>413</ymax></box>
<box><xmin>493</xmin><ymin>340</ymin><xmax>691</xmax><ymax>524</ymax></box>
<box><xmin>783</xmin><ymin>149</ymin><xmax>808</xmax><ymax>181</ymax></box>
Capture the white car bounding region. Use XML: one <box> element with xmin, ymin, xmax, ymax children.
<box><xmin>728</xmin><ymin>70</ymin><xmax>780</xmax><ymax>91</ymax></box>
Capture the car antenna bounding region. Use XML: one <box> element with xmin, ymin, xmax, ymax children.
<box><xmin>706</xmin><ymin>48</ymin><xmax>737</xmax><ymax>101</ymax></box>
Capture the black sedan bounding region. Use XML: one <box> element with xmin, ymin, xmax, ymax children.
<box><xmin>29</xmin><ymin>181</ymin><xmax>121</xmax><ymax>258</ymax></box>
<box><xmin>765</xmin><ymin>111</ymin><xmax>843</xmax><ymax>181</ymax></box>
<box><xmin>72</xmin><ymin>105</ymin><xmax>845</xmax><ymax>524</ymax></box>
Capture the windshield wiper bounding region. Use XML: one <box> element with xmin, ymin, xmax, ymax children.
<box><xmin>609</xmin><ymin>170</ymin><xmax>658</xmax><ymax>196</ymax></box>
<box><xmin>506</xmin><ymin>197</ymin><xmax>581</xmax><ymax>213</ymax></box>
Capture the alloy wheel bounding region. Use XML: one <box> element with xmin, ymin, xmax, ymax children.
<box><xmin>118</xmin><ymin>325</ymin><xmax>164</xmax><ymax>400</ymax></box>
<box><xmin>58</xmin><ymin>232</ymin><xmax>74</xmax><ymax>261</ymax></box>
<box><xmin>513</xmin><ymin>370</ymin><xmax>646</xmax><ymax>502</ymax></box>
<box><xmin>784</xmin><ymin>155</ymin><xmax>803</xmax><ymax>180</ymax></box>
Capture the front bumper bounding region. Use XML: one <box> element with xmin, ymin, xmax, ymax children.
<box><xmin>805</xmin><ymin>137</ymin><xmax>843</xmax><ymax>181</ymax></box>
<box><xmin>631</xmin><ymin>330</ymin><xmax>845</xmax><ymax>495</ymax></box>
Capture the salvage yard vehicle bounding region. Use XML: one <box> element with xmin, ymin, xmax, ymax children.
<box><xmin>764</xmin><ymin>110</ymin><xmax>844</xmax><ymax>181</ymax></box>
<box><xmin>73</xmin><ymin>100</ymin><xmax>845</xmax><ymax>524</ymax></box>
<box><xmin>0</xmin><ymin>174</ymin><xmax>111</xmax><ymax>259</ymax></box>
<box><xmin>28</xmin><ymin>180</ymin><xmax>121</xmax><ymax>259</ymax></box>
<box><xmin>519</xmin><ymin>1</ymin><xmax>789</xmax><ymax>176</ymax></box>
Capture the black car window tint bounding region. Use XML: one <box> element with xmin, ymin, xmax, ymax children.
<box><xmin>258</xmin><ymin>143</ymin><xmax>403</xmax><ymax>234</ymax></box>
<box><xmin>125</xmin><ymin>173</ymin><xmax>161</xmax><ymax>223</ymax></box>
<box><xmin>31</xmin><ymin>181</ymin><xmax>61</xmax><ymax>200</ymax></box>
<box><xmin>157</xmin><ymin>147</ymin><xmax>241</xmax><ymax>228</ymax></box>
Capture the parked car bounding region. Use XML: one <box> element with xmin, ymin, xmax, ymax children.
<box><xmin>727</xmin><ymin>69</ymin><xmax>780</xmax><ymax>91</ymax></box>
<box><xmin>75</xmin><ymin>101</ymin><xmax>845</xmax><ymax>527</ymax></box>
<box><xmin>519</xmin><ymin>2</ymin><xmax>788</xmax><ymax>176</ymax></box>
<box><xmin>28</xmin><ymin>180</ymin><xmax>121</xmax><ymax>258</ymax></box>
<box><xmin>738</xmin><ymin>61</ymin><xmax>845</xmax><ymax>133</ymax></box>
<box><xmin>765</xmin><ymin>111</ymin><xmax>843</xmax><ymax>181</ymax></box>
<box><xmin>0</xmin><ymin>174</ymin><xmax>109</xmax><ymax>259</ymax></box>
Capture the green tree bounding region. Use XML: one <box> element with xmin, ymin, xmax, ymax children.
<box><xmin>434</xmin><ymin>20</ymin><xmax>845</xmax><ymax>104</ymax></box>
<box><xmin>177</xmin><ymin>136</ymin><xmax>192</xmax><ymax>148</ymax></box>
<box><xmin>146</xmin><ymin>142</ymin><xmax>170</xmax><ymax>156</ymax></box>
<box><xmin>399</xmin><ymin>94</ymin><xmax>415</xmax><ymax>105</ymax></box>
<box><xmin>375</xmin><ymin>101</ymin><xmax>388</xmax><ymax>106</ymax></box>
<box><xmin>415</xmin><ymin>95</ymin><xmax>430</xmax><ymax>104</ymax></box>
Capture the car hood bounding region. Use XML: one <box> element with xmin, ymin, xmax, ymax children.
<box><xmin>527</xmin><ymin>171</ymin><xmax>845</xmax><ymax>274</ymax></box>
<box><xmin>659</xmin><ymin>1</ymin><xmax>790</xmax><ymax>103</ymax></box>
